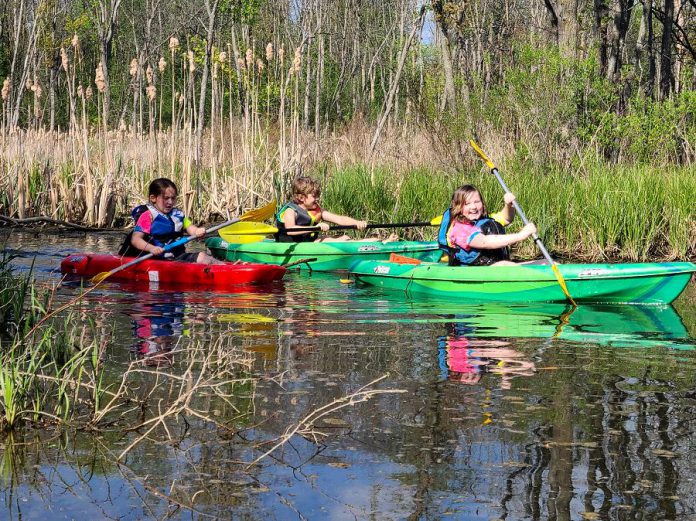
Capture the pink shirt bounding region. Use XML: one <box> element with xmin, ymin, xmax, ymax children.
<box><xmin>448</xmin><ymin>220</ymin><xmax>481</xmax><ymax>251</ymax></box>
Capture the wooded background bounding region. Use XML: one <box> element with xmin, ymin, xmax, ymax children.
<box><xmin>2</xmin><ymin>0</ymin><xmax>694</xmax><ymax>154</ymax></box>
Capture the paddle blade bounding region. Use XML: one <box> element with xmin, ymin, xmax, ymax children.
<box><xmin>551</xmin><ymin>264</ymin><xmax>576</xmax><ymax>306</ymax></box>
<box><xmin>469</xmin><ymin>140</ymin><xmax>495</xmax><ymax>170</ymax></box>
<box><xmin>430</xmin><ymin>215</ymin><xmax>443</xmax><ymax>226</ymax></box>
<box><xmin>219</xmin><ymin>221</ymin><xmax>279</xmax><ymax>243</ymax></box>
<box><xmin>90</xmin><ymin>271</ymin><xmax>111</xmax><ymax>284</ymax></box>
<box><xmin>241</xmin><ymin>200</ymin><xmax>276</xmax><ymax>222</ymax></box>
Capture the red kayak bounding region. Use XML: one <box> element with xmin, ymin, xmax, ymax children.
<box><xmin>60</xmin><ymin>253</ymin><xmax>286</xmax><ymax>287</ymax></box>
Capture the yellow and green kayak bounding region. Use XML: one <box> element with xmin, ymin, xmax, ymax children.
<box><xmin>205</xmin><ymin>237</ymin><xmax>442</xmax><ymax>271</ymax></box>
<box><xmin>349</xmin><ymin>260</ymin><xmax>696</xmax><ymax>304</ymax></box>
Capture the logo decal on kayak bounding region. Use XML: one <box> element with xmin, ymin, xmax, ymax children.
<box><xmin>148</xmin><ymin>271</ymin><xmax>159</xmax><ymax>282</ymax></box>
<box><xmin>374</xmin><ymin>265</ymin><xmax>390</xmax><ymax>274</ymax></box>
<box><xmin>578</xmin><ymin>268</ymin><xmax>610</xmax><ymax>277</ymax></box>
<box><xmin>358</xmin><ymin>246</ymin><xmax>380</xmax><ymax>252</ymax></box>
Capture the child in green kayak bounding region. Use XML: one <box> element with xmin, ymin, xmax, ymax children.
<box><xmin>276</xmin><ymin>175</ymin><xmax>395</xmax><ymax>243</ymax></box>
<box><xmin>438</xmin><ymin>184</ymin><xmax>536</xmax><ymax>266</ymax></box>
<box><xmin>119</xmin><ymin>177</ymin><xmax>223</xmax><ymax>264</ymax></box>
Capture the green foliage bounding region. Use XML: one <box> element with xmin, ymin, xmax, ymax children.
<box><xmin>318</xmin><ymin>162</ymin><xmax>695</xmax><ymax>260</ymax></box>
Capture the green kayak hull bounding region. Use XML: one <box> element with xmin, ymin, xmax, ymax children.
<box><xmin>350</xmin><ymin>260</ymin><xmax>696</xmax><ymax>304</ymax></box>
<box><xmin>206</xmin><ymin>237</ymin><xmax>442</xmax><ymax>271</ymax></box>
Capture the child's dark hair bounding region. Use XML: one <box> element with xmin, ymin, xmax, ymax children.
<box><xmin>148</xmin><ymin>178</ymin><xmax>178</xmax><ymax>197</ymax></box>
<box><xmin>450</xmin><ymin>184</ymin><xmax>487</xmax><ymax>222</ymax></box>
<box><xmin>290</xmin><ymin>176</ymin><xmax>320</xmax><ymax>203</ymax></box>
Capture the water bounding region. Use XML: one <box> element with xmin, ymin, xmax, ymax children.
<box><xmin>2</xmin><ymin>230</ymin><xmax>696</xmax><ymax>520</ymax></box>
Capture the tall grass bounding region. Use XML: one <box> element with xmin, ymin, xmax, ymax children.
<box><xmin>322</xmin><ymin>162</ymin><xmax>696</xmax><ymax>261</ymax></box>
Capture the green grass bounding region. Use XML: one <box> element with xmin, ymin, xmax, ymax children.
<box><xmin>318</xmin><ymin>162</ymin><xmax>696</xmax><ymax>261</ymax></box>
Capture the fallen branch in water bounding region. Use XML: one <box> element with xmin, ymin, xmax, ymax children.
<box><xmin>0</xmin><ymin>214</ymin><xmax>123</xmax><ymax>231</ymax></box>
<box><xmin>246</xmin><ymin>374</ymin><xmax>406</xmax><ymax>469</ymax></box>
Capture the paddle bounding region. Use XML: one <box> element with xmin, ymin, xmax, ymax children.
<box><xmin>218</xmin><ymin>217</ymin><xmax>441</xmax><ymax>243</ymax></box>
<box><xmin>469</xmin><ymin>140</ymin><xmax>576</xmax><ymax>306</ymax></box>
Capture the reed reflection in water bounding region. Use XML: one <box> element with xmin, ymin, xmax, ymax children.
<box><xmin>1</xmin><ymin>231</ymin><xmax>696</xmax><ymax>519</ymax></box>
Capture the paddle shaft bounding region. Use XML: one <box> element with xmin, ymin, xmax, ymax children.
<box><xmin>288</xmin><ymin>221</ymin><xmax>433</xmax><ymax>232</ymax></box>
<box><xmin>94</xmin><ymin>218</ymin><xmax>238</xmax><ymax>281</ymax></box>
<box><xmin>489</xmin><ymin>167</ymin><xmax>555</xmax><ymax>266</ymax></box>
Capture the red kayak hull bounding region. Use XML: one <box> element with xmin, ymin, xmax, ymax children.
<box><xmin>60</xmin><ymin>253</ymin><xmax>286</xmax><ymax>287</ymax></box>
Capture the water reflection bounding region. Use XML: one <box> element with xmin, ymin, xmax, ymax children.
<box><xmin>127</xmin><ymin>293</ymin><xmax>187</xmax><ymax>365</ymax></box>
<box><xmin>2</xmin><ymin>232</ymin><xmax>696</xmax><ymax>520</ymax></box>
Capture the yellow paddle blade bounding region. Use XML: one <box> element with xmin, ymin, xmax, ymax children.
<box><xmin>241</xmin><ymin>199</ymin><xmax>276</xmax><ymax>222</ymax></box>
<box><xmin>219</xmin><ymin>221</ymin><xmax>278</xmax><ymax>243</ymax></box>
<box><xmin>430</xmin><ymin>215</ymin><xmax>443</xmax><ymax>226</ymax></box>
<box><xmin>469</xmin><ymin>140</ymin><xmax>496</xmax><ymax>170</ymax></box>
<box><xmin>90</xmin><ymin>271</ymin><xmax>111</xmax><ymax>284</ymax></box>
<box><xmin>551</xmin><ymin>263</ymin><xmax>577</xmax><ymax>306</ymax></box>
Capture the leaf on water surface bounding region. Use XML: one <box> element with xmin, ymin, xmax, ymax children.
<box><xmin>502</xmin><ymin>461</ymin><xmax>530</xmax><ymax>468</ymax></box>
<box><xmin>581</xmin><ymin>512</ymin><xmax>601</xmax><ymax>520</ymax></box>
<box><xmin>328</xmin><ymin>462</ymin><xmax>351</xmax><ymax>468</ymax></box>
<box><xmin>651</xmin><ymin>448</ymin><xmax>677</xmax><ymax>458</ymax></box>
<box><xmin>322</xmin><ymin>417</ymin><xmax>350</xmax><ymax>427</ymax></box>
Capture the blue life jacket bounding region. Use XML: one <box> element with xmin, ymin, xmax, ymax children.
<box><xmin>118</xmin><ymin>204</ymin><xmax>187</xmax><ymax>257</ymax></box>
<box><xmin>437</xmin><ymin>209</ymin><xmax>510</xmax><ymax>266</ymax></box>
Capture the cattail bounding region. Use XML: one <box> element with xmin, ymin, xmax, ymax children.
<box><xmin>146</xmin><ymin>65</ymin><xmax>154</xmax><ymax>85</ymax></box>
<box><xmin>212</xmin><ymin>61</ymin><xmax>219</xmax><ymax>79</ymax></box>
<box><xmin>77</xmin><ymin>84</ymin><xmax>84</xmax><ymax>98</ymax></box>
<box><xmin>118</xmin><ymin>118</ymin><xmax>127</xmax><ymax>132</ymax></box>
<box><xmin>31</xmin><ymin>83</ymin><xmax>42</xmax><ymax>99</ymax></box>
<box><xmin>71</xmin><ymin>33</ymin><xmax>79</xmax><ymax>48</ymax></box>
<box><xmin>129</xmin><ymin>58</ymin><xmax>138</xmax><ymax>77</ymax></box>
<box><xmin>187</xmin><ymin>50</ymin><xmax>195</xmax><ymax>72</ymax></box>
<box><xmin>25</xmin><ymin>79</ymin><xmax>33</xmax><ymax>90</ymax></box>
<box><xmin>178</xmin><ymin>93</ymin><xmax>184</xmax><ymax>105</ymax></box>
<box><xmin>95</xmin><ymin>61</ymin><xmax>106</xmax><ymax>92</ymax></box>
<box><xmin>292</xmin><ymin>47</ymin><xmax>302</xmax><ymax>74</ymax></box>
<box><xmin>245</xmin><ymin>48</ymin><xmax>253</xmax><ymax>68</ymax></box>
<box><xmin>278</xmin><ymin>46</ymin><xmax>285</xmax><ymax>64</ymax></box>
<box><xmin>169</xmin><ymin>36</ymin><xmax>179</xmax><ymax>51</ymax></box>
<box><xmin>146</xmin><ymin>84</ymin><xmax>156</xmax><ymax>101</ymax></box>
<box><xmin>85</xmin><ymin>85</ymin><xmax>92</xmax><ymax>100</ymax></box>
<box><xmin>265</xmin><ymin>42</ymin><xmax>274</xmax><ymax>61</ymax></box>
<box><xmin>218</xmin><ymin>51</ymin><xmax>227</xmax><ymax>63</ymax></box>
<box><xmin>60</xmin><ymin>47</ymin><xmax>69</xmax><ymax>72</ymax></box>
<box><xmin>237</xmin><ymin>57</ymin><xmax>246</xmax><ymax>70</ymax></box>
<box><xmin>1</xmin><ymin>78</ymin><xmax>9</xmax><ymax>100</ymax></box>
<box><xmin>158</xmin><ymin>57</ymin><xmax>167</xmax><ymax>73</ymax></box>
<box><xmin>256</xmin><ymin>59</ymin><xmax>264</xmax><ymax>73</ymax></box>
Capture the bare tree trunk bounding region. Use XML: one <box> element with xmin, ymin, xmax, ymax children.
<box><xmin>646</xmin><ymin>0</ymin><xmax>656</xmax><ymax>98</ymax></box>
<box><xmin>659</xmin><ymin>0</ymin><xmax>674</xmax><ymax>98</ymax></box>
<box><xmin>543</xmin><ymin>0</ymin><xmax>580</xmax><ymax>59</ymax></box>
<box><xmin>195</xmin><ymin>0</ymin><xmax>219</xmax><ymax>166</ymax></box>
<box><xmin>370</xmin><ymin>6</ymin><xmax>426</xmax><ymax>154</ymax></box>
<box><xmin>314</xmin><ymin>7</ymin><xmax>324</xmax><ymax>137</ymax></box>
<box><xmin>95</xmin><ymin>0</ymin><xmax>124</xmax><ymax>128</ymax></box>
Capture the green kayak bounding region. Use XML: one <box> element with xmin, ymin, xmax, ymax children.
<box><xmin>205</xmin><ymin>237</ymin><xmax>442</xmax><ymax>271</ymax></box>
<box><xmin>350</xmin><ymin>260</ymin><xmax>696</xmax><ymax>304</ymax></box>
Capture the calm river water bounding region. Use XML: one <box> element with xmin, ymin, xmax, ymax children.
<box><xmin>2</xmin><ymin>230</ymin><xmax>696</xmax><ymax>520</ymax></box>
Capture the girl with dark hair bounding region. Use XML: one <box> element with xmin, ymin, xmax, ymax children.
<box><xmin>119</xmin><ymin>177</ymin><xmax>222</xmax><ymax>264</ymax></box>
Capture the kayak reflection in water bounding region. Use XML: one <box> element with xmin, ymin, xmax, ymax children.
<box><xmin>438</xmin><ymin>325</ymin><xmax>536</xmax><ymax>389</ymax></box>
<box><xmin>129</xmin><ymin>299</ymin><xmax>187</xmax><ymax>366</ymax></box>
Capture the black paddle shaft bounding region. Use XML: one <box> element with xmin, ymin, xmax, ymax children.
<box><xmin>289</xmin><ymin>221</ymin><xmax>433</xmax><ymax>232</ymax></box>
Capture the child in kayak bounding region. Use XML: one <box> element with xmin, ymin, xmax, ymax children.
<box><xmin>276</xmin><ymin>175</ymin><xmax>395</xmax><ymax>242</ymax></box>
<box><xmin>438</xmin><ymin>184</ymin><xmax>536</xmax><ymax>266</ymax></box>
<box><xmin>119</xmin><ymin>177</ymin><xmax>223</xmax><ymax>264</ymax></box>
